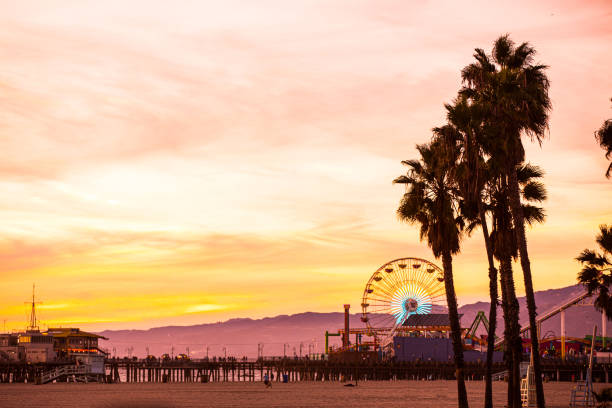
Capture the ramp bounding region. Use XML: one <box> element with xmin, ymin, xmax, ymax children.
<box><xmin>38</xmin><ymin>364</ymin><xmax>90</xmax><ymax>384</ymax></box>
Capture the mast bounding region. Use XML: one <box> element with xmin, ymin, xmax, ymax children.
<box><xmin>26</xmin><ymin>283</ymin><xmax>41</xmax><ymax>332</ymax></box>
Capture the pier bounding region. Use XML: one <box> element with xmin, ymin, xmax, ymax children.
<box><xmin>1</xmin><ymin>358</ymin><xmax>612</xmax><ymax>384</ymax></box>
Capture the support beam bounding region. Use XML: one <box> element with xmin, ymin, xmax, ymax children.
<box><xmin>343</xmin><ymin>304</ymin><xmax>350</xmax><ymax>349</ymax></box>
<box><xmin>325</xmin><ymin>331</ymin><xmax>329</xmax><ymax>355</ymax></box>
<box><xmin>561</xmin><ymin>310</ymin><xmax>566</xmax><ymax>361</ymax></box>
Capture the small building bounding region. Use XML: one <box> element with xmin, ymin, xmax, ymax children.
<box><xmin>0</xmin><ymin>333</ymin><xmax>23</xmax><ymax>362</ymax></box>
<box><xmin>397</xmin><ymin>313</ymin><xmax>459</xmax><ymax>338</ymax></box>
<box><xmin>394</xmin><ymin>313</ymin><xmax>502</xmax><ymax>362</ymax></box>
<box><xmin>18</xmin><ymin>331</ymin><xmax>56</xmax><ymax>363</ymax></box>
<box><xmin>45</xmin><ymin>328</ymin><xmax>108</xmax><ymax>374</ymax></box>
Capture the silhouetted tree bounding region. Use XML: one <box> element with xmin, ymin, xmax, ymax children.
<box><xmin>461</xmin><ymin>35</ymin><xmax>551</xmax><ymax>408</ymax></box>
<box><xmin>435</xmin><ymin>98</ymin><xmax>499</xmax><ymax>408</ymax></box>
<box><xmin>394</xmin><ymin>138</ymin><xmax>469</xmax><ymax>408</ymax></box>
<box><xmin>578</xmin><ymin>225</ymin><xmax>612</xmax><ymax>317</ymax></box>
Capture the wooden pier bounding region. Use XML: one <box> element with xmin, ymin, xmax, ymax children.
<box><xmin>2</xmin><ymin>359</ymin><xmax>611</xmax><ymax>384</ymax></box>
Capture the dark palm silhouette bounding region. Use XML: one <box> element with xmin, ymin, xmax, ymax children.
<box><xmin>488</xmin><ymin>162</ymin><xmax>546</xmax><ymax>407</ymax></box>
<box><xmin>435</xmin><ymin>98</ymin><xmax>498</xmax><ymax>408</ymax></box>
<box><xmin>394</xmin><ymin>138</ymin><xmax>469</xmax><ymax>408</ymax></box>
<box><xmin>460</xmin><ymin>35</ymin><xmax>551</xmax><ymax>408</ymax></box>
<box><xmin>577</xmin><ymin>225</ymin><xmax>612</xmax><ymax>317</ymax></box>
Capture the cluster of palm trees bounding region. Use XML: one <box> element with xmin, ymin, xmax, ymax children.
<box><xmin>394</xmin><ymin>35</ymin><xmax>550</xmax><ymax>408</ymax></box>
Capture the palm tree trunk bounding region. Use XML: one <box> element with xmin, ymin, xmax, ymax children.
<box><xmin>508</xmin><ymin>165</ymin><xmax>545</xmax><ymax>408</ymax></box>
<box><xmin>498</xmin><ymin>261</ymin><xmax>514</xmax><ymax>407</ymax></box>
<box><xmin>478</xmin><ymin>203</ymin><xmax>497</xmax><ymax>408</ymax></box>
<box><xmin>442</xmin><ymin>251</ymin><xmax>469</xmax><ymax>408</ymax></box>
<box><xmin>500</xmin><ymin>254</ymin><xmax>522</xmax><ymax>407</ymax></box>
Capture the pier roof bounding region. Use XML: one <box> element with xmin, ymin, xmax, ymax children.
<box><xmin>45</xmin><ymin>328</ymin><xmax>108</xmax><ymax>340</ymax></box>
<box><xmin>402</xmin><ymin>313</ymin><xmax>460</xmax><ymax>328</ymax></box>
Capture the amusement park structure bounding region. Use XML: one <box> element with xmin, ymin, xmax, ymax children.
<box><xmin>325</xmin><ymin>257</ymin><xmax>452</xmax><ymax>356</ymax></box>
<box><xmin>325</xmin><ymin>256</ymin><xmax>609</xmax><ymax>364</ymax></box>
<box><xmin>494</xmin><ymin>290</ymin><xmax>608</xmax><ymax>360</ymax></box>
<box><xmin>0</xmin><ymin>285</ymin><xmax>108</xmax><ymax>381</ymax></box>
<box><xmin>360</xmin><ymin>257</ymin><xmax>446</xmax><ymax>336</ymax></box>
<box><xmin>326</xmin><ymin>257</ymin><xmax>470</xmax><ymax>361</ymax></box>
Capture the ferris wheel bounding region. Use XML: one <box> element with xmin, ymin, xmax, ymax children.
<box><xmin>361</xmin><ymin>257</ymin><xmax>447</xmax><ymax>336</ymax></box>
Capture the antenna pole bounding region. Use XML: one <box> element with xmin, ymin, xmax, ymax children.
<box><xmin>25</xmin><ymin>283</ymin><xmax>41</xmax><ymax>332</ymax></box>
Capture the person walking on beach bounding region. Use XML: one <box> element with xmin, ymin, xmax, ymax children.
<box><xmin>263</xmin><ymin>374</ymin><xmax>272</xmax><ymax>388</ymax></box>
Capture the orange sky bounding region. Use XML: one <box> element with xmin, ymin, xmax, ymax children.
<box><xmin>1</xmin><ymin>0</ymin><xmax>611</xmax><ymax>331</ymax></box>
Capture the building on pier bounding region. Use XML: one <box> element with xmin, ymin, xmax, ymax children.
<box><xmin>396</xmin><ymin>313</ymin><xmax>456</xmax><ymax>338</ymax></box>
<box><xmin>393</xmin><ymin>314</ymin><xmax>502</xmax><ymax>363</ymax></box>
<box><xmin>0</xmin><ymin>333</ymin><xmax>22</xmax><ymax>361</ymax></box>
<box><xmin>0</xmin><ymin>286</ymin><xmax>109</xmax><ymax>374</ymax></box>
<box><xmin>45</xmin><ymin>328</ymin><xmax>108</xmax><ymax>374</ymax></box>
<box><xmin>18</xmin><ymin>331</ymin><xmax>55</xmax><ymax>363</ymax></box>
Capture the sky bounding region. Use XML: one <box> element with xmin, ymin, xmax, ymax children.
<box><xmin>0</xmin><ymin>0</ymin><xmax>611</xmax><ymax>332</ymax></box>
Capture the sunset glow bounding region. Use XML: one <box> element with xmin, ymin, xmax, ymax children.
<box><xmin>1</xmin><ymin>0</ymin><xmax>611</xmax><ymax>331</ymax></box>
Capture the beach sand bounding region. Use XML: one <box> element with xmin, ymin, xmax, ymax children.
<box><xmin>0</xmin><ymin>381</ymin><xmax>602</xmax><ymax>407</ymax></box>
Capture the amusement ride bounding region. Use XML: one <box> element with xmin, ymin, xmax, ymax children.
<box><xmin>360</xmin><ymin>257</ymin><xmax>448</xmax><ymax>344</ymax></box>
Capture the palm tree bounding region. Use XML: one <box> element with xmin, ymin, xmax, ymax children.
<box><xmin>488</xmin><ymin>162</ymin><xmax>547</xmax><ymax>407</ymax></box>
<box><xmin>594</xmin><ymin>99</ymin><xmax>612</xmax><ymax>178</ymax></box>
<box><xmin>577</xmin><ymin>225</ymin><xmax>612</xmax><ymax>315</ymax></box>
<box><xmin>394</xmin><ymin>138</ymin><xmax>469</xmax><ymax>408</ymax></box>
<box><xmin>436</xmin><ymin>99</ymin><xmax>498</xmax><ymax>408</ymax></box>
<box><xmin>461</xmin><ymin>35</ymin><xmax>551</xmax><ymax>408</ymax></box>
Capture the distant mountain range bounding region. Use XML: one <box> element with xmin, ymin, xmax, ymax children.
<box><xmin>98</xmin><ymin>284</ymin><xmax>603</xmax><ymax>358</ymax></box>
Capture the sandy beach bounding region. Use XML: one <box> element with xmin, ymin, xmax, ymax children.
<box><xmin>0</xmin><ymin>381</ymin><xmax>602</xmax><ymax>408</ymax></box>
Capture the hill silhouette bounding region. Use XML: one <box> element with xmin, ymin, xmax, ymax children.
<box><xmin>99</xmin><ymin>284</ymin><xmax>602</xmax><ymax>358</ymax></box>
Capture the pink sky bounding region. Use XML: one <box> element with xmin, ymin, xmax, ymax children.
<box><xmin>0</xmin><ymin>0</ymin><xmax>611</xmax><ymax>331</ymax></box>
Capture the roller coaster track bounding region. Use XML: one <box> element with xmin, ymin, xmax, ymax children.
<box><xmin>494</xmin><ymin>291</ymin><xmax>593</xmax><ymax>348</ymax></box>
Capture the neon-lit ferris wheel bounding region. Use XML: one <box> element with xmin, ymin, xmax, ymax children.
<box><xmin>361</xmin><ymin>257</ymin><xmax>447</xmax><ymax>336</ymax></box>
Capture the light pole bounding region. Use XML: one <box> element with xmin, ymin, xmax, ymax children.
<box><xmin>258</xmin><ymin>343</ymin><xmax>264</xmax><ymax>360</ymax></box>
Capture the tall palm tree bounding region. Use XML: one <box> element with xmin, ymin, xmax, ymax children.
<box><xmin>577</xmin><ymin>225</ymin><xmax>612</xmax><ymax>315</ymax></box>
<box><xmin>461</xmin><ymin>35</ymin><xmax>551</xmax><ymax>408</ymax></box>
<box><xmin>488</xmin><ymin>162</ymin><xmax>547</xmax><ymax>408</ymax></box>
<box><xmin>489</xmin><ymin>171</ymin><xmax>522</xmax><ymax>407</ymax></box>
<box><xmin>594</xmin><ymin>99</ymin><xmax>612</xmax><ymax>178</ymax></box>
<box><xmin>394</xmin><ymin>138</ymin><xmax>469</xmax><ymax>408</ymax></box>
<box><xmin>436</xmin><ymin>99</ymin><xmax>499</xmax><ymax>408</ymax></box>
